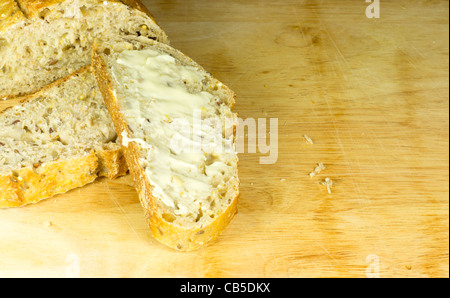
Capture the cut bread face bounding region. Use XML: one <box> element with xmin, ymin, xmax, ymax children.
<box><xmin>0</xmin><ymin>66</ymin><xmax>127</xmax><ymax>208</ymax></box>
<box><xmin>93</xmin><ymin>38</ymin><xmax>239</xmax><ymax>251</ymax></box>
<box><xmin>0</xmin><ymin>0</ymin><xmax>168</xmax><ymax>99</ymax></box>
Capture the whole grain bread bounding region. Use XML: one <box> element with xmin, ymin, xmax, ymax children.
<box><xmin>92</xmin><ymin>37</ymin><xmax>240</xmax><ymax>251</ymax></box>
<box><xmin>0</xmin><ymin>65</ymin><xmax>128</xmax><ymax>208</ymax></box>
<box><xmin>0</xmin><ymin>0</ymin><xmax>168</xmax><ymax>99</ymax></box>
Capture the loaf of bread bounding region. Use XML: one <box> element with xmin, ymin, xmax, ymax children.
<box><xmin>0</xmin><ymin>0</ymin><xmax>168</xmax><ymax>99</ymax></box>
<box><xmin>92</xmin><ymin>37</ymin><xmax>240</xmax><ymax>251</ymax></box>
<box><xmin>0</xmin><ymin>65</ymin><xmax>128</xmax><ymax>208</ymax></box>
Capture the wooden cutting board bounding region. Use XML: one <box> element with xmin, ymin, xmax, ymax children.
<box><xmin>0</xmin><ymin>0</ymin><xmax>448</xmax><ymax>278</ymax></box>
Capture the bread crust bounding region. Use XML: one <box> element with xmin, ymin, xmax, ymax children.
<box><xmin>14</xmin><ymin>0</ymin><xmax>67</xmax><ymax>18</ymax></box>
<box><xmin>96</xmin><ymin>145</ymin><xmax>127</xmax><ymax>179</ymax></box>
<box><xmin>0</xmin><ymin>149</ymin><xmax>127</xmax><ymax>208</ymax></box>
<box><xmin>12</xmin><ymin>0</ymin><xmax>127</xmax><ymax>18</ymax></box>
<box><xmin>0</xmin><ymin>147</ymin><xmax>127</xmax><ymax>209</ymax></box>
<box><xmin>0</xmin><ymin>152</ymin><xmax>98</xmax><ymax>208</ymax></box>
<box><xmin>16</xmin><ymin>0</ymin><xmax>157</xmax><ymax>18</ymax></box>
<box><xmin>0</xmin><ymin>66</ymin><xmax>128</xmax><ymax>208</ymax></box>
<box><xmin>0</xmin><ymin>0</ymin><xmax>27</xmax><ymax>32</ymax></box>
<box><xmin>92</xmin><ymin>39</ymin><xmax>239</xmax><ymax>251</ymax></box>
<box><xmin>118</xmin><ymin>0</ymin><xmax>156</xmax><ymax>22</ymax></box>
<box><xmin>1</xmin><ymin>0</ymin><xmax>154</xmax><ymax>31</ymax></box>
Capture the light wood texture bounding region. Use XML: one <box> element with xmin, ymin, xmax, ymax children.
<box><xmin>0</xmin><ymin>0</ymin><xmax>448</xmax><ymax>278</ymax></box>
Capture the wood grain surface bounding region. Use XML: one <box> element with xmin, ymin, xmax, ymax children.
<box><xmin>0</xmin><ymin>0</ymin><xmax>448</xmax><ymax>278</ymax></box>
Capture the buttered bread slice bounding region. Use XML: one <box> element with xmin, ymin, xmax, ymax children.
<box><xmin>93</xmin><ymin>38</ymin><xmax>239</xmax><ymax>251</ymax></box>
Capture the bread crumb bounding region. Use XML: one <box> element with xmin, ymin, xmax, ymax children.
<box><xmin>43</xmin><ymin>221</ymin><xmax>52</xmax><ymax>227</ymax></box>
<box><xmin>321</xmin><ymin>178</ymin><xmax>333</xmax><ymax>194</ymax></box>
<box><xmin>304</xmin><ymin>134</ymin><xmax>314</xmax><ymax>144</ymax></box>
<box><xmin>309</xmin><ymin>163</ymin><xmax>326</xmax><ymax>178</ymax></box>
<box><xmin>280</xmin><ymin>179</ymin><xmax>286</xmax><ymax>182</ymax></box>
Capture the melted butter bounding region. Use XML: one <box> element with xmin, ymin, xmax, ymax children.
<box><xmin>114</xmin><ymin>49</ymin><xmax>234</xmax><ymax>216</ymax></box>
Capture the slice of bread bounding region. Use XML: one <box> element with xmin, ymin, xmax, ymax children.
<box><xmin>92</xmin><ymin>37</ymin><xmax>240</xmax><ymax>251</ymax></box>
<box><xmin>0</xmin><ymin>66</ymin><xmax>128</xmax><ymax>208</ymax></box>
<box><xmin>0</xmin><ymin>0</ymin><xmax>168</xmax><ymax>99</ymax></box>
